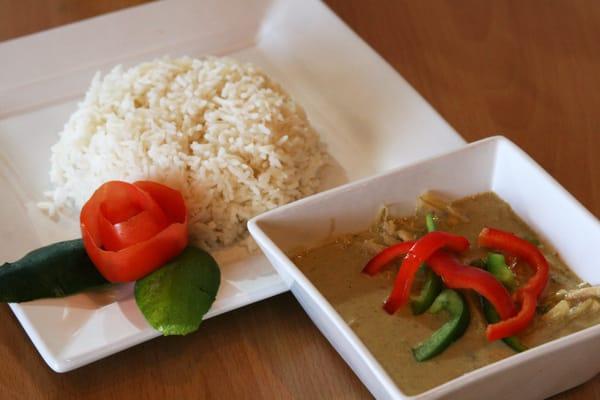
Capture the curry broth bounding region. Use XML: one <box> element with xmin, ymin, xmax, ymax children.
<box><xmin>291</xmin><ymin>192</ymin><xmax>598</xmax><ymax>395</ymax></box>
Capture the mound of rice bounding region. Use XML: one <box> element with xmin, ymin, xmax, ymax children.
<box><xmin>42</xmin><ymin>56</ymin><xmax>327</xmax><ymax>250</ymax></box>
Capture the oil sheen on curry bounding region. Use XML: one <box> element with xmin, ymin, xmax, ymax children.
<box><xmin>291</xmin><ymin>192</ymin><xmax>600</xmax><ymax>395</ymax></box>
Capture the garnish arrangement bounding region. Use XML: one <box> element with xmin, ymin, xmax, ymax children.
<box><xmin>2</xmin><ymin>181</ymin><xmax>220</xmax><ymax>336</ymax></box>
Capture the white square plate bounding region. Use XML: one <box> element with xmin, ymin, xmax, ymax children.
<box><xmin>0</xmin><ymin>0</ymin><xmax>464</xmax><ymax>371</ymax></box>
<box><xmin>249</xmin><ymin>136</ymin><xmax>600</xmax><ymax>399</ymax></box>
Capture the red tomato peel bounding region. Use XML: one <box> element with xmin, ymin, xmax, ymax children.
<box><xmin>80</xmin><ymin>181</ymin><xmax>188</xmax><ymax>282</ymax></box>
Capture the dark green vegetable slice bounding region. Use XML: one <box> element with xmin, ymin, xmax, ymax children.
<box><xmin>410</xmin><ymin>213</ymin><xmax>443</xmax><ymax>315</ymax></box>
<box><xmin>481</xmin><ymin>298</ymin><xmax>527</xmax><ymax>352</ymax></box>
<box><xmin>486</xmin><ymin>252</ymin><xmax>516</xmax><ymax>290</ymax></box>
<box><xmin>425</xmin><ymin>213</ymin><xmax>437</xmax><ymax>233</ymax></box>
<box><xmin>483</xmin><ymin>253</ymin><xmax>527</xmax><ymax>353</ymax></box>
<box><xmin>412</xmin><ymin>289</ymin><xmax>470</xmax><ymax>361</ymax></box>
<box><xmin>135</xmin><ymin>247</ymin><xmax>221</xmax><ymax>336</ymax></box>
<box><xmin>410</xmin><ymin>268</ymin><xmax>443</xmax><ymax>315</ymax></box>
<box><xmin>0</xmin><ymin>239</ymin><xmax>109</xmax><ymax>302</ymax></box>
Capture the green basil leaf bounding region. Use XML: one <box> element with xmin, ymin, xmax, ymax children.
<box><xmin>134</xmin><ymin>247</ymin><xmax>221</xmax><ymax>335</ymax></box>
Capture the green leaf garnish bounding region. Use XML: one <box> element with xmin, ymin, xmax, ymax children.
<box><xmin>134</xmin><ymin>247</ymin><xmax>221</xmax><ymax>335</ymax></box>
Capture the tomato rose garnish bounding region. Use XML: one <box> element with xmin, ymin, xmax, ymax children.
<box><xmin>80</xmin><ymin>181</ymin><xmax>188</xmax><ymax>282</ymax></box>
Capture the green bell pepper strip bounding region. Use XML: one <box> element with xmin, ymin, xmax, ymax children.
<box><xmin>425</xmin><ymin>213</ymin><xmax>437</xmax><ymax>233</ymax></box>
<box><xmin>410</xmin><ymin>214</ymin><xmax>443</xmax><ymax>315</ymax></box>
<box><xmin>486</xmin><ymin>252</ymin><xmax>516</xmax><ymax>290</ymax></box>
<box><xmin>412</xmin><ymin>289</ymin><xmax>470</xmax><ymax>361</ymax></box>
<box><xmin>410</xmin><ymin>268</ymin><xmax>443</xmax><ymax>315</ymax></box>
<box><xmin>483</xmin><ymin>252</ymin><xmax>527</xmax><ymax>352</ymax></box>
<box><xmin>481</xmin><ymin>297</ymin><xmax>527</xmax><ymax>352</ymax></box>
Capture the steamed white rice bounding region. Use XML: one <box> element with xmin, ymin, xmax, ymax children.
<box><xmin>42</xmin><ymin>56</ymin><xmax>327</xmax><ymax>250</ymax></box>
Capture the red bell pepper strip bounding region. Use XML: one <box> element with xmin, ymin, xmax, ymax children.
<box><xmin>81</xmin><ymin>181</ymin><xmax>188</xmax><ymax>283</ymax></box>
<box><xmin>478</xmin><ymin>227</ymin><xmax>549</xmax><ymax>298</ymax></box>
<box><xmin>362</xmin><ymin>241</ymin><xmax>416</xmax><ymax>276</ymax></box>
<box><xmin>427</xmin><ymin>251</ymin><xmax>517</xmax><ymax>320</ymax></box>
<box><xmin>478</xmin><ymin>227</ymin><xmax>550</xmax><ymax>340</ymax></box>
<box><xmin>486</xmin><ymin>291</ymin><xmax>537</xmax><ymax>341</ymax></box>
<box><xmin>383</xmin><ymin>232</ymin><xmax>470</xmax><ymax>314</ymax></box>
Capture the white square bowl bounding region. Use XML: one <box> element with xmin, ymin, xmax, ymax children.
<box><xmin>248</xmin><ymin>136</ymin><xmax>600</xmax><ymax>400</ymax></box>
